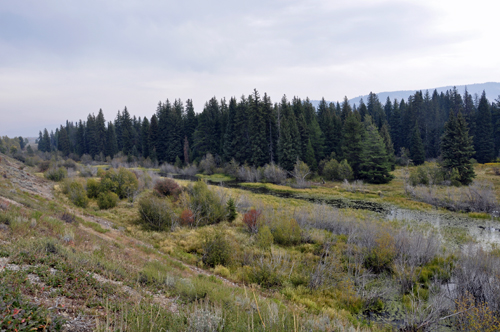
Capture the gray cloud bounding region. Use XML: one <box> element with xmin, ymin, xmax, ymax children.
<box><xmin>0</xmin><ymin>0</ymin><xmax>496</xmax><ymax>137</ymax></box>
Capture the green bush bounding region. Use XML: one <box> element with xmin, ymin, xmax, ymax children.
<box><xmin>256</xmin><ymin>225</ymin><xmax>273</xmax><ymax>249</ymax></box>
<box><xmin>86</xmin><ymin>178</ymin><xmax>101</xmax><ymax>198</ymax></box>
<box><xmin>138</xmin><ymin>195</ymin><xmax>175</xmax><ymax>231</ymax></box>
<box><xmin>409</xmin><ymin>164</ymin><xmax>445</xmax><ymax>186</ymax></box>
<box><xmin>322</xmin><ymin>159</ymin><xmax>339</xmax><ymax>181</ymax></box>
<box><xmin>271</xmin><ymin>219</ymin><xmax>301</xmax><ymax>246</ymax></box>
<box><xmin>226</xmin><ymin>198</ymin><xmax>237</xmax><ymax>222</ymax></box>
<box><xmin>322</xmin><ymin>159</ymin><xmax>353</xmax><ymax>181</ymax></box>
<box><xmin>202</xmin><ymin>230</ymin><xmax>232</xmax><ymax>267</ymax></box>
<box><xmin>67</xmin><ymin>181</ymin><xmax>89</xmax><ymax>208</ymax></box>
<box><xmin>44</xmin><ymin>167</ymin><xmax>67</xmax><ymax>182</ymax></box>
<box><xmin>112</xmin><ymin>168</ymin><xmax>139</xmax><ymax>199</ymax></box>
<box><xmin>188</xmin><ymin>181</ymin><xmax>226</xmax><ymax>225</ymax></box>
<box><xmin>97</xmin><ymin>191</ymin><xmax>119</xmax><ymax>210</ymax></box>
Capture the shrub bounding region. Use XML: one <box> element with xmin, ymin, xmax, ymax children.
<box><xmin>202</xmin><ymin>230</ymin><xmax>232</xmax><ymax>267</ymax></box>
<box><xmin>262</xmin><ymin>163</ymin><xmax>287</xmax><ymax>184</ymax></box>
<box><xmin>138</xmin><ymin>195</ymin><xmax>175</xmax><ymax>231</ymax></box>
<box><xmin>243</xmin><ymin>209</ymin><xmax>262</xmax><ymax>234</ymax></box>
<box><xmin>322</xmin><ymin>159</ymin><xmax>339</xmax><ymax>181</ymax></box>
<box><xmin>97</xmin><ymin>191</ymin><xmax>119</xmax><ymax>210</ymax></box>
<box><xmin>96</xmin><ymin>167</ymin><xmax>107</xmax><ymax>178</ymax></box>
<box><xmin>38</xmin><ymin>160</ymin><xmax>51</xmax><ymax>172</ymax></box>
<box><xmin>86</xmin><ymin>178</ymin><xmax>101</xmax><ymax>198</ymax></box>
<box><xmin>188</xmin><ymin>181</ymin><xmax>227</xmax><ymax>225</ymax></box>
<box><xmin>154</xmin><ymin>178</ymin><xmax>181</xmax><ymax>197</ymax></box>
<box><xmin>338</xmin><ymin>159</ymin><xmax>354</xmax><ymax>181</ymax></box>
<box><xmin>256</xmin><ymin>225</ymin><xmax>273</xmax><ymax>249</ymax></box>
<box><xmin>62</xmin><ymin>159</ymin><xmax>77</xmax><ymax>169</ymax></box>
<box><xmin>199</xmin><ymin>153</ymin><xmax>216</xmax><ymax>175</ymax></box>
<box><xmin>115</xmin><ymin>168</ymin><xmax>139</xmax><ymax>198</ymax></box>
<box><xmin>364</xmin><ymin>231</ymin><xmax>396</xmax><ymax>274</ymax></box>
<box><xmin>67</xmin><ymin>181</ymin><xmax>89</xmax><ymax>208</ymax></box>
<box><xmin>99</xmin><ymin>177</ymin><xmax>119</xmax><ymax>193</ymax></box>
<box><xmin>271</xmin><ymin>218</ymin><xmax>301</xmax><ymax>246</ymax></box>
<box><xmin>180</xmin><ymin>209</ymin><xmax>195</xmax><ymax>226</ymax></box>
<box><xmin>44</xmin><ymin>167</ymin><xmax>67</xmax><ymax>182</ymax></box>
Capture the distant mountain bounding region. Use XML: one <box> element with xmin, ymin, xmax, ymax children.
<box><xmin>310</xmin><ymin>82</ymin><xmax>500</xmax><ymax>109</ymax></box>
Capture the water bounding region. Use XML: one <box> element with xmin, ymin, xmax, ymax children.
<box><xmin>172</xmin><ymin>175</ymin><xmax>500</xmax><ymax>247</ymax></box>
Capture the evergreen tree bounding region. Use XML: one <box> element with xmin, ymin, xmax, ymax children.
<box><xmin>409</xmin><ymin>122</ymin><xmax>425</xmax><ymax>165</ymax></box>
<box><xmin>359</xmin><ymin>117</ymin><xmax>393</xmax><ymax>184</ymax></box>
<box><xmin>149</xmin><ymin>114</ymin><xmax>159</xmax><ymax>159</ymax></box>
<box><xmin>233</xmin><ymin>96</ymin><xmax>251</xmax><ymax>163</ymax></box>
<box><xmin>58</xmin><ymin>126</ymin><xmax>71</xmax><ymax>156</ymax></box>
<box><xmin>167</xmin><ymin>99</ymin><xmax>184</xmax><ymax>162</ymax></box>
<box><xmin>223</xmin><ymin>97</ymin><xmax>238</xmax><ymax>161</ymax></box>
<box><xmin>440</xmin><ymin>112</ymin><xmax>475</xmax><ymax>185</ymax></box>
<box><xmin>41</xmin><ymin>129</ymin><xmax>51</xmax><ymax>152</ymax></box>
<box><xmin>141</xmin><ymin>117</ymin><xmax>150</xmax><ymax>158</ymax></box>
<box><xmin>105</xmin><ymin>122</ymin><xmax>118</xmax><ymax>157</ymax></box>
<box><xmin>380</xmin><ymin>123</ymin><xmax>396</xmax><ymax>170</ymax></box>
<box><xmin>303</xmin><ymin>98</ymin><xmax>324</xmax><ymax>162</ymax></box>
<box><xmin>474</xmin><ymin>91</ymin><xmax>494</xmax><ymax>163</ymax></box>
<box><xmin>263</xmin><ymin>93</ymin><xmax>278</xmax><ymax>164</ymax></box>
<box><xmin>278</xmin><ymin>96</ymin><xmax>298</xmax><ymax>171</ymax></box>
<box><xmin>184</xmin><ymin>99</ymin><xmax>197</xmax><ymax>148</ymax></box>
<box><xmin>342</xmin><ymin>113</ymin><xmax>365</xmax><ymax>177</ymax></box>
<box><xmin>95</xmin><ymin>109</ymin><xmax>107</xmax><ymax>156</ymax></box>
<box><xmin>249</xmin><ymin>89</ymin><xmax>268</xmax><ymax>166</ymax></box>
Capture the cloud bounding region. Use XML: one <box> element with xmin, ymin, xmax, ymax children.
<box><xmin>0</xmin><ymin>0</ymin><xmax>497</xmax><ymax>136</ymax></box>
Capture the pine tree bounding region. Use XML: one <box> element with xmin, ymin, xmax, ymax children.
<box><xmin>105</xmin><ymin>122</ymin><xmax>118</xmax><ymax>157</ymax></box>
<box><xmin>149</xmin><ymin>114</ymin><xmax>159</xmax><ymax>159</ymax></box>
<box><xmin>474</xmin><ymin>91</ymin><xmax>494</xmax><ymax>163</ymax></box>
<box><xmin>141</xmin><ymin>117</ymin><xmax>150</xmax><ymax>158</ymax></box>
<box><xmin>441</xmin><ymin>112</ymin><xmax>475</xmax><ymax>185</ymax></box>
<box><xmin>95</xmin><ymin>109</ymin><xmax>107</xmax><ymax>156</ymax></box>
<box><xmin>223</xmin><ymin>97</ymin><xmax>238</xmax><ymax>161</ymax></box>
<box><xmin>358</xmin><ymin>117</ymin><xmax>393</xmax><ymax>184</ymax></box>
<box><xmin>380</xmin><ymin>123</ymin><xmax>396</xmax><ymax>170</ymax></box>
<box><xmin>342</xmin><ymin>113</ymin><xmax>365</xmax><ymax>178</ymax></box>
<box><xmin>410</xmin><ymin>122</ymin><xmax>425</xmax><ymax>165</ymax></box>
<box><xmin>249</xmin><ymin>89</ymin><xmax>268</xmax><ymax>166</ymax></box>
<box><xmin>58</xmin><ymin>126</ymin><xmax>70</xmax><ymax>156</ymax></box>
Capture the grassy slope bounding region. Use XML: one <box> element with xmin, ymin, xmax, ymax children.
<box><xmin>0</xmin><ymin>154</ymin><xmax>371</xmax><ymax>332</ymax></box>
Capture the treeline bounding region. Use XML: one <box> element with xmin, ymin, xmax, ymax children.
<box><xmin>38</xmin><ymin>88</ymin><xmax>500</xmax><ymax>176</ymax></box>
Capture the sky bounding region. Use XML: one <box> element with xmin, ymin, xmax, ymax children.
<box><xmin>1</xmin><ymin>0</ymin><xmax>499</xmax><ymax>137</ymax></box>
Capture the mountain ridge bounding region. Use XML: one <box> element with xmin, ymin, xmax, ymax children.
<box><xmin>311</xmin><ymin>82</ymin><xmax>500</xmax><ymax>108</ymax></box>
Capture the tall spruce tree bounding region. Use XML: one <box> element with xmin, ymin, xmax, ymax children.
<box><xmin>440</xmin><ymin>112</ymin><xmax>475</xmax><ymax>185</ymax></box>
<box><xmin>474</xmin><ymin>91</ymin><xmax>494</xmax><ymax>163</ymax></box>
<box><xmin>342</xmin><ymin>113</ymin><xmax>365</xmax><ymax>178</ymax></box>
<box><xmin>359</xmin><ymin>117</ymin><xmax>393</xmax><ymax>184</ymax></box>
<box><xmin>410</xmin><ymin>122</ymin><xmax>425</xmax><ymax>165</ymax></box>
<box><xmin>249</xmin><ymin>90</ymin><xmax>268</xmax><ymax>166</ymax></box>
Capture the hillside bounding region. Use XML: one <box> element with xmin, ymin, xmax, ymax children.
<box><xmin>310</xmin><ymin>82</ymin><xmax>500</xmax><ymax>107</ymax></box>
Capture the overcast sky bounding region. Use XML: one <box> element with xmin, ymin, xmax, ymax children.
<box><xmin>1</xmin><ymin>0</ymin><xmax>499</xmax><ymax>137</ymax></box>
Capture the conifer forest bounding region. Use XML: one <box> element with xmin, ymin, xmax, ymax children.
<box><xmin>38</xmin><ymin>88</ymin><xmax>498</xmax><ymax>183</ymax></box>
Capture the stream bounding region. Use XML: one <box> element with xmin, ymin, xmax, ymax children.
<box><xmin>173</xmin><ymin>175</ymin><xmax>500</xmax><ymax>247</ymax></box>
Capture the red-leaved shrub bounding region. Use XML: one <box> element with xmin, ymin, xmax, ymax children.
<box><xmin>180</xmin><ymin>209</ymin><xmax>195</xmax><ymax>226</ymax></box>
<box><xmin>154</xmin><ymin>178</ymin><xmax>181</xmax><ymax>198</ymax></box>
<box><xmin>243</xmin><ymin>209</ymin><xmax>262</xmax><ymax>234</ymax></box>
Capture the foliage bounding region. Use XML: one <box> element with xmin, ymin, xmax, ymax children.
<box><xmin>67</xmin><ymin>181</ymin><xmax>89</xmax><ymax>208</ymax></box>
<box><xmin>226</xmin><ymin>198</ymin><xmax>237</xmax><ymax>222</ymax></box>
<box><xmin>44</xmin><ymin>167</ymin><xmax>67</xmax><ymax>182</ymax></box>
<box><xmin>86</xmin><ymin>178</ymin><xmax>101</xmax><ymax>198</ymax></box>
<box><xmin>256</xmin><ymin>225</ymin><xmax>274</xmax><ymax>250</ymax></box>
<box><xmin>440</xmin><ymin>112</ymin><xmax>475</xmax><ymax>185</ymax></box>
<box><xmin>180</xmin><ymin>209</ymin><xmax>195</xmax><ymax>226</ymax></box>
<box><xmin>103</xmin><ymin>167</ymin><xmax>139</xmax><ymax>199</ymax></box>
<box><xmin>0</xmin><ymin>282</ymin><xmax>65</xmax><ymax>331</ymax></box>
<box><xmin>271</xmin><ymin>218</ymin><xmax>301</xmax><ymax>246</ymax></box>
<box><xmin>242</xmin><ymin>209</ymin><xmax>262</xmax><ymax>234</ymax></box>
<box><xmin>97</xmin><ymin>191</ymin><xmax>119</xmax><ymax>209</ymax></box>
<box><xmin>138</xmin><ymin>195</ymin><xmax>175</xmax><ymax>231</ymax></box>
<box><xmin>188</xmin><ymin>181</ymin><xmax>227</xmax><ymax>226</ymax></box>
<box><xmin>202</xmin><ymin>230</ymin><xmax>232</xmax><ymax>267</ymax></box>
<box><xmin>154</xmin><ymin>178</ymin><xmax>181</xmax><ymax>197</ymax></box>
